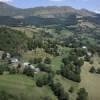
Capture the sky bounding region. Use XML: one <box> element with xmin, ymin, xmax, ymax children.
<box><xmin>0</xmin><ymin>0</ymin><xmax>100</xmax><ymax>13</ymax></box>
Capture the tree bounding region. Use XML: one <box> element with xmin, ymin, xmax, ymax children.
<box><xmin>84</xmin><ymin>55</ymin><xmax>91</xmax><ymax>62</ymax></box>
<box><xmin>36</xmin><ymin>78</ymin><xmax>44</xmax><ymax>87</ymax></box>
<box><xmin>36</xmin><ymin>63</ymin><xmax>52</xmax><ymax>73</ymax></box>
<box><xmin>60</xmin><ymin>64</ymin><xmax>81</xmax><ymax>82</ymax></box>
<box><xmin>77</xmin><ymin>88</ymin><xmax>88</xmax><ymax>100</ymax></box>
<box><xmin>33</xmin><ymin>58</ymin><xmax>42</xmax><ymax>64</ymax></box>
<box><xmin>50</xmin><ymin>82</ymin><xmax>69</xmax><ymax>100</ymax></box>
<box><xmin>2</xmin><ymin>52</ymin><xmax>7</xmax><ymax>60</ymax></box>
<box><xmin>0</xmin><ymin>68</ymin><xmax>3</xmax><ymax>75</ymax></box>
<box><xmin>62</xmin><ymin>57</ymin><xmax>70</xmax><ymax>65</ymax></box>
<box><xmin>74</xmin><ymin>58</ymin><xmax>84</xmax><ymax>67</ymax></box>
<box><xmin>89</xmin><ymin>66</ymin><xmax>96</xmax><ymax>73</ymax></box>
<box><xmin>44</xmin><ymin>57</ymin><xmax>51</xmax><ymax>64</ymax></box>
<box><xmin>96</xmin><ymin>68</ymin><xmax>100</xmax><ymax>74</ymax></box>
<box><xmin>27</xmin><ymin>39</ymin><xmax>34</xmax><ymax>50</ymax></box>
<box><xmin>9</xmin><ymin>68</ymin><xmax>17</xmax><ymax>74</ymax></box>
<box><xmin>36</xmin><ymin>74</ymin><xmax>49</xmax><ymax>87</ymax></box>
<box><xmin>0</xmin><ymin>64</ymin><xmax>7</xmax><ymax>75</ymax></box>
<box><xmin>0</xmin><ymin>28</ymin><xmax>27</xmax><ymax>55</ymax></box>
<box><xmin>23</xmin><ymin>67</ymin><xmax>34</xmax><ymax>77</ymax></box>
<box><xmin>0</xmin><ymin>90</ymin><xmax>19</xmax><ymax>100</ymax></box>
<box><xmin>69</xmin><ymin>86</ymin><xmax>74</xmax><ymax>93</ymax></box>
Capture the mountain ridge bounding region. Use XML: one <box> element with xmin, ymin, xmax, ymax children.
<box><xmin>0</xmin><ymin>2</ymin><xmax>96</xmax><ymax>17</ymax></box>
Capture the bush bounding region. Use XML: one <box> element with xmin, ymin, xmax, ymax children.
<box><xmin>89</xmin><ymin>66</ymin><xmax>96</xmax><ymax>73</ymax></box>
<box><xmin>50</xmin><ymin>82</ymin><xmax>69</xmax><ymax>100</ymax></box>
<box><xmin>89</xmin><ymin>60</ymin><xmax>93</xmax><ymax>64</ymax></box>
<box><xmin>0</xmin><ymin>68</ymin><xmax>3</xmax><ymax>75</ymax></box>
<box><xmin>36</xmin><ymin>63</ymin><xmax>52</xmax><ymax>73</ymax></box>
<box><xmin>69</xmin><ymin>86</ymin><xmax>74</xmax><ymax>93</ymax></box>
<box><xmin>33</xmin><ymin>58</ymin><xmax>42</xmax><ymax>64</ymax></box>
<box><xmin>96</xmin><ymin>68</ymin><xmax>100</xmax><ymax>74</ymax></box>
<box><xmin>9</xmin><ymin>68</ymin><xmax>17</xmax><ymax>74</ymax></box>
<box><xmin>62</xmin><ymin>57</ymin><xmax>70</xmax><ymax>65</ymax></box>
<box><xmin>0</xmin><ymin>64</ymin><xmax>8</xmax><ymax>75</ymax></box>
<box><xmin>60</xmin><ymin>64</ymin><xmax>81</xmax><ymax>82</ymax></box>
<box><xmin>77</xmin><ymin>88</ymin><xmax>88</xmax><ymax>100</ymax></box>
<box><xmin>36</xmin><ymin>74</ymin><xmax>49</xmax><ymax>87</ymax></box>
<box><xmin>74</xmin><ymin>58</ymin><xmax>84</xmax><ymax>67</ymax></box>
<box><xmin>84</xmin><ymin>55</ymin><xmax>91</xmax><ymax>62</ymax></box>
<box><xmin>23</xmin><ymin>67</ymin><xmax>34</xmax><ymax>77</ymax></box>
<box><xmin>44</xmin><ymin>57</ymin><xmax>51</xmax><ymax>64</ymax></box>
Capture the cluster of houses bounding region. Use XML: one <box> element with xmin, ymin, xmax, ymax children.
<box><xmin>0</xmin><ymin>51</ymin><xmax>40</xmax><ymax>74</ymax></box>
<box><xmin>0</xmin><ymin>47</ymin><xmax>92</xmax><ymax>74</ymax></box>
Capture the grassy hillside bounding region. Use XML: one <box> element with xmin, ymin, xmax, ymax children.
<box><xmin>0</xmin><ymin>27</ymin><xmax>28</xmax><ymax>55</ymax></box>
<box><xmin>0</xmin><ymin>74</ymin><xmax>57</xmax><ymax>100</ymax></box>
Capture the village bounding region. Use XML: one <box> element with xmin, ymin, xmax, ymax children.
<box><xmin>0</xmin><ymin>45</ymin><xmax>92</xmax><ymax>76</ymax></box>
<box><xmin>0</xmin><ymin>51</ymin><xmax>40</xmax><ymax>76</ymax></box>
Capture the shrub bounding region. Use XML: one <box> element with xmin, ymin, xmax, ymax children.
<box><xmin>89</xmin><ymin>66</ymin><xmax>96</xmax><ymax>73</ymax></box>
<box><xmin>44</xmin><ymin>57</ymin><xmax>51</xmax><ymax>64</ymax></box>
<box><xmin>33</xmin><ymin>58</ymin><xmax>42</xmax><ymax>64</ymax></box>
<box><xmin>69</xmin><ymin>86</ymin><xmax>74</xmax><ymax>93</ymax></box>
<box><xmin>9</xmin><ymin>68</ymin><xmax>17</xmax><ymax>74</ymax></box>
<box><xmin>23</xmin><ymin>67</ymin><xmax>34</xmax><ymax>77</ymax></box>
<box><xmin>50</xmin><ymin>82</ymin><xmax>69</xmax><ymax>100</ymax></box>
<box><xmin>36</xmin><ymin>74</ymin><xmax>49</xmax><ymax>87</ymax></box>
<box><xmin>96</xmin><ymin>68</ymin><xmax>100</xmax><ymax>74</ymax></box>
<box><xmin>36</xmin><ymin>63</ymin><xmax>52</xmax><ymax>73</ymax></box>
<box><xmin>77</xmin><ymin>88</ymin><xmax>88</xmax><ymax>100</ymax></box>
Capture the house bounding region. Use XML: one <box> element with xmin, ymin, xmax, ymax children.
<box><xmin>9</xmin><ymin>58</ymin><xmax>19</xmax><ymax>69</ymax></box>
<box><xmin>0</xmin><ymin>51</ymin><xmax>11</xmax><ymax>60</ymax></box>
<box><xmin>6</xmin><ymin>53</ymin><xmax>11</xmax><ymax>59</ymax></box>
<box><xmin>23</xmin><ymin>62</ymin><xmax>30</xmax><ymax>67</ymax></box>
<box><xmin>10</xmin><ymin>58</ymin><xmax>19</xmax><ymax>63</ymax></box>
<box><xmin>22</xmin><ymin>62</ymin><xmax>40</xmax><ymax>74</ymax></box>
<box><xmin>87</xmin><ymin>52</ymin><xmax>92</xmax><ymax>57</ymax></box>
<box><xmin>82</xmin><ymin>46</ymin><xmax>87</xmax><ymax>49</ymax></box>
<box><xmin>34</xmin><ymin>68</ymin><xmax>40</xmax><ymax>74</ymax></box>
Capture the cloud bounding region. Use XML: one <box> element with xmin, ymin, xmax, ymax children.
<box><xmin>0</xmin><ymin>0</ymin><xmax>12</xmax><ymax>2</ymax></box>
<box><xmin>94</xmin><ymin>9</ymin><xmax>100</xmax><ymax>14</ymax></box>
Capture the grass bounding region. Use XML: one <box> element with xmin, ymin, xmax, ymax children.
<box><xmin>0</xmin><ymin>74</ymin><xmax>57</xmax><ymax>100</ymax></box>
<box><xmin>0</xmin><ymin>55</ymin><xmax>100</xmax><ymax>100</ymax></box>
<box><xmin>51</xmin><ymin>56</ymin><xmax>62</xmax><ymax>71</ymax></box>
<box><xmin>53</xmin><ymin>55</ymin><xmax>100</xmax><ymax>100</ymax></box>
<box><xmin>60</xmin><ymin>29</ymin><xmax>73</xmax><ymax>37</ymax></box>
<box><xmin>22</xmin><ymin>48</ymin><xmax>53</xmax><ymax>62</ymax></box>
<box><xmin>54</xmin><ymin>75</ymin><xmax>78</xmax><ymax>100</ymax></box>
<box><xmin>1</xmin><ymin>26</ymin><xmax>100</xmax><ymax>100</ymax></box>
<box><xmin>79</xmin><ymin>55</ymin><xmax>100</xmax><ymax>100</ymax></box>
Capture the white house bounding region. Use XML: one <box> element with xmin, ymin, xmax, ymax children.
<box><xmin>87</xmin><ymin>52</ymin><xmax>92</xmax><ymax>57</ymax></box>
<box><xmin>23</xmin><ymin>62</ymin><xmax>30</xmax><ymax>67</ymax></box>
<box><xmin>22</xmin><ymin>62</ymin><xmax>40</xmax><ymax>73</ymax></box>
<box><xmin>23</xmin><ymin>62</ymin><xmax>35</xmax><ymax>69</ymax></box>
<box><xmin>10</xmin><ymin>58</ymin><xmax>19</xmax><ymax>63</ymax></box>
<box><xmin>6</xmin><ymin>53</ymin><xmax>11</xmax><ymax>59</ymax></box>
<box><xmin>82</xmin><ymin>46</ymin><xmax>87</xmax><ymax>49</ymax></box>
<box><xmin>34</xmin><ymin>68</ymin><xmax>40</xmax><ymax>74</ymax></box>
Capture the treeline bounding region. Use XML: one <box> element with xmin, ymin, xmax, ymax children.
<box><xmin>0</xmin><ymin>14</ymin><xmax>77</xmax><ymax>26</ymax></box>
<box><xmin>60</xmin><ymin>49</ymin><xmax>84</xmax><ymax>82</ymax></box>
